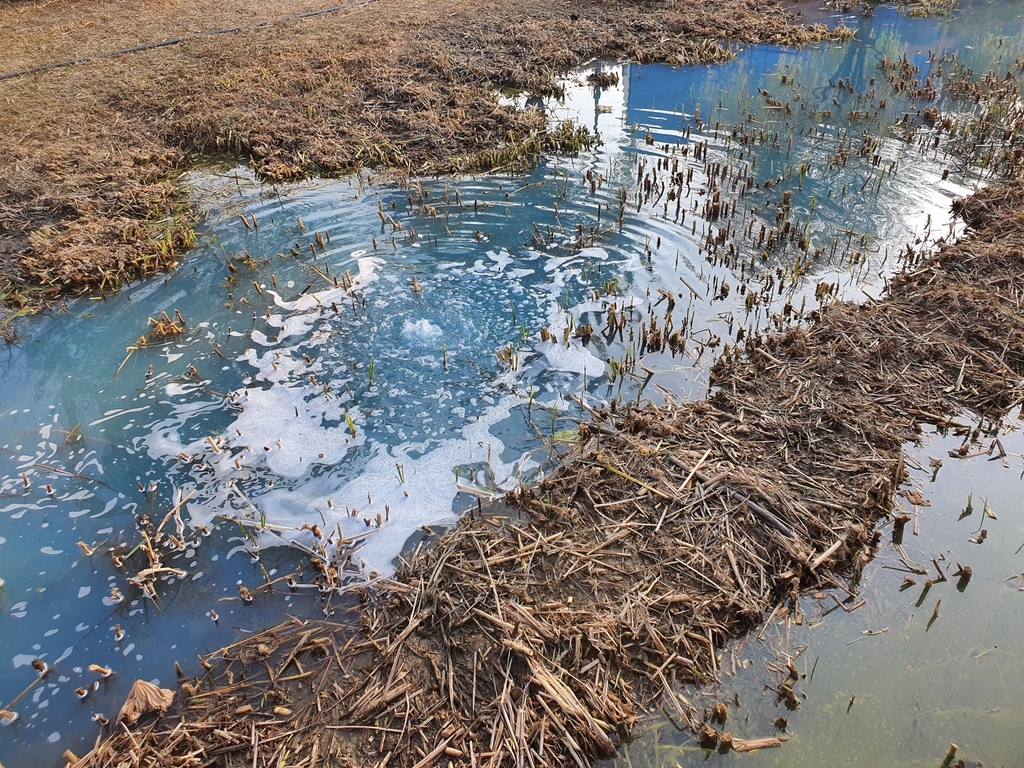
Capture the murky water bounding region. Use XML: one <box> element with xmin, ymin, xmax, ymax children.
<box><xmin>3</xmin><ymin>1</ymin><xmax>1024</xmax><ymax>764</ymax></box>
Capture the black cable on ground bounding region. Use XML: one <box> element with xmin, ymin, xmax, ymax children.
<box><xmin>0</xmin><ymin>0</ymin><xmax>376</xmax><ymax>84</ymax></box>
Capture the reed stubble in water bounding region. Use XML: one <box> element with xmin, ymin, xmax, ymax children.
<box><xmin>68</xmin><ymin>181</ymin><xmax>1024</xmax><ymax>768</ymax></box>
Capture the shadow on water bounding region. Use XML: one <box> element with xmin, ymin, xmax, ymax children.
<box><xmin>2</xmin><ymin>0</ymin><xmax>1024</xmax><ymax>764</ymax></box>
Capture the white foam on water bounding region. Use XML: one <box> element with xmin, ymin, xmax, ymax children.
<box><xmin>488</xmin><ymin>249</ymin><xmax>514</xmax><ymax>272</ymax></box>
<box><xmin>505</xmin><ymin>268</ymin><xmax>535</xmax><ymax>280</ymax></box>
<box><xmin>142</xmin><ymin>396</ymin><xmax>239</xmax><ymax>460</ymax></box>
<box><xmin>534</xmin><ymin>263</ymin><xmax>606</xmax><ymax>378</ymax></box>
<box><xmin>401</xmin><ymin>318</ymin><xmax>443</xmax><ymax>344</ymax></box>
<box><xmin>265</xmin><ymin>256</ymin><xmax>384</xmax><ymax>313</ymax></box>
<box><xmin>537</xmin><ymin>333</ymin><xmax>605</xmax><ymax>378</ymax></box>
<box><xmin>576</xmin><ymin>247</ymin><xmax>610</xmax><ymax>262</ymax></box>
<box><xmin>138</xmin><ymin>239</ymin><xmax>613</xmax><ymax>576</ymax></box>
<box><xmin>148</xmin><ymin>345</ymin><xmax>530</xmax><ymax>574</ymax></box>
<box><xmin>252</xmin><ymin>391</ymin><xmax>527</xmax><ymax>575</ymax></box>
<box><xmin>218</xmin><ymin>381</ymin><xmax>363</xmax><ymax>478</ymax></box>
<box><xmin>88</xmin><ymin>406</ymin><xmax>150</xmax><ymax>427</ymax></box>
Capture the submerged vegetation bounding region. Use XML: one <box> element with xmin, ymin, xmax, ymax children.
<box><xmin>899</xmin><ymin>0</ymin><xmax>959</xmax><ymax>19</ymax></box>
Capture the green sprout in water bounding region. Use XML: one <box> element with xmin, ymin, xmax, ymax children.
<box><xmin>959</xmin><ymin>491</ymin><xmax>974</xmax><ymax>520</ymax></box>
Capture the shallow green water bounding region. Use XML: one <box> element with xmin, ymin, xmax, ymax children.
<box><xmin>608</xmin><ymin>421</ymin><xmax>1024</xmax><ymax>767</ymax></box>
<box><xmin>2</xmin><ymin>0</ymin><xmax>1024</xmax><ymax>764</ymax></box>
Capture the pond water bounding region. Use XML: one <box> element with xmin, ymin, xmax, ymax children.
<box><xmin>2</xmin><ymin>0</ymin><xmax>1024</xmax><ymax>764</ymax></box>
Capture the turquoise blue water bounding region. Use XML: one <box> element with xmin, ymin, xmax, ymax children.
<box><xmin>3</xmin><ymin>1</ymin><xmax>1024</xmax><ymax>764</ymax></box>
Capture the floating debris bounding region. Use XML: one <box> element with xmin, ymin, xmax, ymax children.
<box><xmin>115</xmin><ymin>679</ymin><xmax>174</xmax><ymax>726</ymax></box>
<box><xmin>586</xmin><ymin>71</ymin><xmax>620</xmax><ymax>89</ymax></box>
<box><xmin>88</xmin><ymin>664</ymin><xmax>113</xmax><ymax>680</ymax></box>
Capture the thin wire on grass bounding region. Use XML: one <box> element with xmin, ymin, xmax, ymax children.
<box><xmin>0</xmin><ymin>1</ymin><xmax>379</xmax><ymax>84</ymax></box>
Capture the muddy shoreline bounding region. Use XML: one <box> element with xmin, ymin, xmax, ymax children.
<box><xmin>65</xmin><ymin>181</ymin><xmax>1024</xmax><ymax>767</ymax></box>
<box><xmin>0</xmin><ymin>0</ymin><xmax>843</xmax><ymax>316</ymax></box>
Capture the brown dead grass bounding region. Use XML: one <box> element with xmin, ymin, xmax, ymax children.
<box><xmin>0</xmin><ymin>0</ymin><xmax>840</xmax><ymax>308</ymax></box>
<box><xmin>0</xmin><ymin>0</ymin><xmax>333</xmax><ymax>74</ymax></box>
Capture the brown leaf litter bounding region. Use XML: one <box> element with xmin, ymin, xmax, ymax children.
<box><xmin>117</xmin><ymin>680</ymin><xmax>176</xmax><ymax>727</ymax></box>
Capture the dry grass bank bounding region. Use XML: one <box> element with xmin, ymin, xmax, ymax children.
<box><xmin>0</xmin><ymin>0</ymin><xmax>838</xmax><ymax>310</ymax></box>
